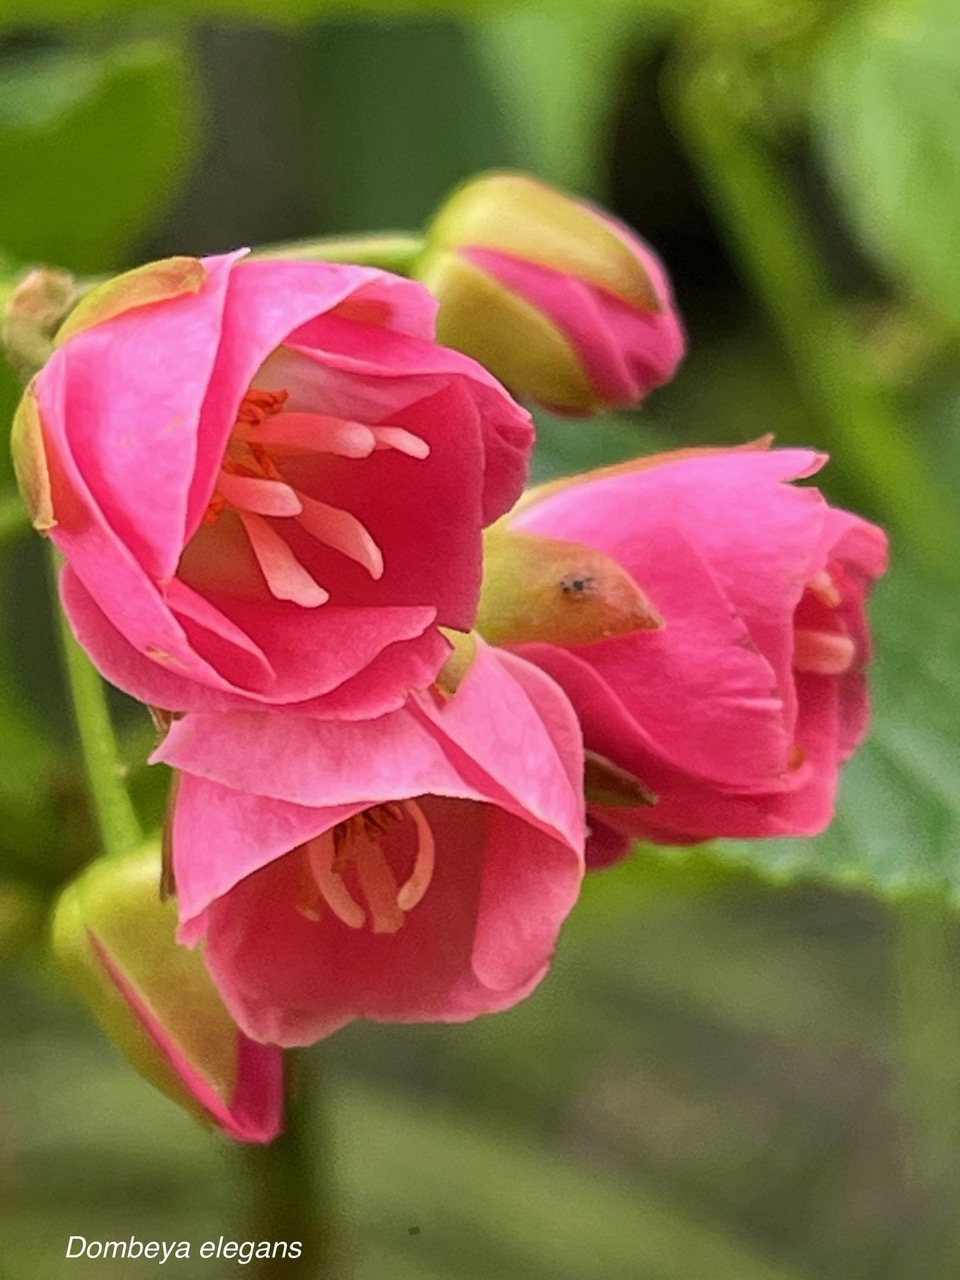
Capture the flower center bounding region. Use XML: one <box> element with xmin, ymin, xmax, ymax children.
<box><xmin>202</xmin><ymin>386</ymin><xmax>430</xmax><ymax>608</ymax></box>
<box><xmin>296</xmin><ymin>799</ymin><xmax>436</xmax><ymax>934</ymax></box>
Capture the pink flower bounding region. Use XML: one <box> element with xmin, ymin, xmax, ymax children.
<box><xmin>17</xmin><ymin>253</ymin><xmax>533</xmax><ymax>716</ymax></box>
<box><xmin>417</xmin><ymin>171</ymin><xmax>685</xmax><ymax>413</ymax></box>
<box><xmin>53</xmin><ymin>845</ymin><xmax>283</xmax><ymax>1143</ymax></box>
<box><xmin>153</xmin><ymin>641</ymin><xmax>585</xmax><ymax>1047</ymax></box>
<box><xmin>504</xmin><ymin>446</ymin><xmax>888</xmax><ymax>857</ymax></box>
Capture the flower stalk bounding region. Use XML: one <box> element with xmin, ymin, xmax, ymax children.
<box><xmin>49</xmin><ymin>544</ymin><xmax>141</xmax><ymax>861</ymax></box>
<box><xmin>240</xmin><ymin>1055</ymin><xmax>338</xmax><ymax>1279</ymax></box>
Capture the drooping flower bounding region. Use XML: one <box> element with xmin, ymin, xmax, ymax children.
<box><xmin>14</xmin><ymin>253</ymin><xmax>533</xmax><ymax>718</ymax></box>
<box><xmin>52</xmin><ymin>844</ymin><xmax>283</xmax><ymax>1142</ymax></box>
<box><xmin>154</xmin><ymin>640</ymin><xmax>585</xmax><ymax>1046</ymax></box>
<box><xmin>416</xmin><ymin>171</ymin><xmax>685</xmax><ymax>413</ymax></box>
<box><xmin>485</xmin><ymin>445</ymin><xmax>888</xmax><ymax>857</ymax></box>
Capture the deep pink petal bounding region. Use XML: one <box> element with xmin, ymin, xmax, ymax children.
<box><xmin>63</xmin><ymin>567</ymin><xmax>446</xmax><ymax>715</ymax></box>
<box><xmin>280</xmin><ymin>313</ymin><xmax>533</xmax><ymax>525</ymax></box>
<box><xmin>274</xmin><ymin>380</ymin><xmax>486</xmax><ymax>628</ymax></box>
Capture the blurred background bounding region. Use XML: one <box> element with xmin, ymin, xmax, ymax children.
<box><xmin>2</xmin><ymin>1</ymin><xmax>960</xmax><ymax>1277</ymax></box>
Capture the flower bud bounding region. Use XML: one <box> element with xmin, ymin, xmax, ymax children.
<box><xmin>416</xmin><ymin>171</ymin><xmax>685</xmax><ymax>413</ymax></box>
<box><xmin>476</xmin><ymin>521</ymin><xmax>662</xmax><ymax>648</ymax></box>
<box><xmin>51</xmin><ymin>843</ymin><xmax>283</xmax><ymax>1143</ymax></box>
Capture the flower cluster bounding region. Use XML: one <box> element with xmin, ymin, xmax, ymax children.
<box><xmin>17</xmin><ymin>173</ymin><xmax>886</xmax><ymax>1141</ymax></box>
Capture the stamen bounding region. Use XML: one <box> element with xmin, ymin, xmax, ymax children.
<box><xmin>372</xmin><ymin>426</ymin><xmax>431</xmax><ymax>459</ymax></box>
<box><xmin>807</xmin><ymin>569</ymin><xmax>842</xmax><ymax>608</ymax></box>
<box><xmin>235</xmin><ymin>387</ymin><xmax>289</xmax><ymax>426</ymax></box>
<box><xmin>396</xmin><ymin>799</ymin><xmax>436</xmax><ymax>911</ymax></box>
<box><xmin>234</xmin><ymin>411</ymin><xmax>378</xmax><ymax>459</ymax></box>
<box><xmin>793</xmin><ymin>629</ymin><xmax>856</xmax><ymax>675</ymax></box>
<box><xmin>353</xmin><ymin>838</ymin><xmax>405</xmax><ymax>934</ymax></box>
<box><xmin>215</xmin><ymin>472</ymin><xmax>303</xmax><ymax>517</ymax></box>
<box><xmin>296</xmin><ymin>494</ymin><xmax>384</xmax><ymax>579</ymax></box>
<box><xmin>306</xmin><ymin>832</ymin><xmax>366</xmax><ymax>929</ymax></box>
<box><xmin>295</xmin><ymin>850</ymin><xmax>324</xmax><ymax>922</ymax></box>
<box><xmin>238</xmin><ymin>511</ymin><xmax>329</xmax><ymax>607</ymax></box>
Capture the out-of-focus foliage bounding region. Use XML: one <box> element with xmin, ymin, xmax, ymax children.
<box><xmin>2</xmin><ymin>1</ymin><xmax>960</xmax><ymax>1277</ymax></box>
<box><xmin>816</xmin><ymin>0</ymin><xmax>960</xmax><ymax>335</ymax></box>
<box><xmin>0</xmin><ymin>39</ymin><xmax>196</xmax><ymax>272</ymax></box>
<box><xmin>1</xmin><ymin>0</ymin><xmax>691</xmax><ymax>25</ymax></box>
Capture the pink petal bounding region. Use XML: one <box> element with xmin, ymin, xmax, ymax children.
<box><xmin>200</xmin><ymin>797</ymin><xmax>576</xmax><ymax>1046</ymax></box>
<box><xmin>51</xmin><ymin>251</ymin><xmax>240</xmax><ymax>583</ymax></box>
<box><xmin>63</xmin><ymin>566</ymin><xmax>444</xmax><ymax>712</ymax></box>
<box><xmin>187</xmin><ymin>260</ymin><xmax>428</xmax><ymax>541</ymax></box>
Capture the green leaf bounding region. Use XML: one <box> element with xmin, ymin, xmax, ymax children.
<box><xmin>713</xmin><ymin>559</ymin><xmax>960</xmax><ymax>902</ymax></box>
<box><xmin>0</xmin><ymin>40</ymin><xmax>197</xmax><ymax>273</ymax></box>
<box><xmin>469</xmin><ymin>7</ymin><xmax>661</xmax><ymax>192</ymax></box>
<box><xmin>815</xmin><ymin>1</ymin><xmax>960</xmax><ymax>332</ymax></box>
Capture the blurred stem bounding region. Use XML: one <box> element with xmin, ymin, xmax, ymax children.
<box><xmin>49</xmin><ymin>545</ymin><xmax>141</xmax><ymax>860</ymax></box>
<box><xmin>670</xmin><ymin>52</ymin><xmax>959</xmax><ymax>581</ymax></box>
<box><xmin>252</xmin><ymin>232</ymin><xmax>424</xmax><ymax>274</ymax></box>
<box><xmin>241</xmin><ymin>1052</ymin><xmax>338</xmax><ymax>1278</ymax></box>
<box><xmin>0</xmin><ymin>491</ymin><xmax>30</xmax><ymax>549</ymax></box>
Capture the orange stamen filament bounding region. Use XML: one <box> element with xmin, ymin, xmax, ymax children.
<box><xmin>298</xmin><ymin>800</ymin><xmax>436</xmax><ymax>933</ymax></box>
<box><xmin>305</xmin><ymin>830</ymin><xmax>367</xmax><ymax>929</ymax></box>
<box><xmin>793</xmin><ymin>629</ymin><xmax>857</xmax><ymax>675</ymax></box>
<box><xmin>203</xmin><ymin>388</ymin><xmax>430</xmax><ymax>607</ymax></box>
<box><xmin>396</xmin><ymin>800</ymin><xmax>436</xmax><ymax>911</ymax></box>
<box><xmin>807</xmin><ymin>569</ymin><xmax>842</xmax><ymax>608</ymax></box>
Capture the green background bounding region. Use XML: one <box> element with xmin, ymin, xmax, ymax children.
<box><xmin>2</xmin><ymin>1</ymin><xmax>960</xmax><ymax>1276</ymax></box>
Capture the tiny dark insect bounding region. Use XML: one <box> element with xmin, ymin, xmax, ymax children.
<box><xmin>560</xmin><ymin>573</ymin><xmax>596</xmax><ymax>597</ymax></box>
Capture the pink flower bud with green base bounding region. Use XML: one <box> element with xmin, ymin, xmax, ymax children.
<box><xmin>485</xmin><ymin>444</ymin><xmax>888</xmax><ymax>858</ymax></box>
<box><xmin>51</xmin><ymin>843</ymin><xmax>283</xmax><ymax>1142</ymax></box>
<box><xmin>416</xmin><ymin>171</ymin><xmax>685</xmax><ymax>413</ymax></box>
<box><xmin>13</xmin><ymin>252</ymin><xmax>533</xmax><ymax>720</ymax></box>
<box><xmin>154</xmin><ymin>641</ymin><xmax>585</xmax><ymax>1048</ymax></box>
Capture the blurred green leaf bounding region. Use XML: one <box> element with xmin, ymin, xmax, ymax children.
<box><xmin>714</xmin><ymin>559</ymin><xmax>960</xmax><ymax>901</ymax></box>
<box><xmin>6</xmin><ymin>0</ymin><xmax>688</xmax><ymax>24</ymax></box>
<box><xmin>332</xmin><ymin>1079</ymin><xmax>819</xmax><ymax>1280</ymax></box>
<box><xmin>296</xmin><ymin>20</ymin><xmax>518</xmax><ymax>234</ymax></box>
<box><xmin>816</xmin><ymin>1</ymin><xmax>960</xmax><ymax>332</ymax></box>
<box><xmin>470</xmin><ymin>8</ymin><xmax>662</xmax><ymax>192</ymax></box>
<box><xmin>0</xmin><ymin>40</ymin><xmax>196</xmax><ymax>273</ymax></box>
